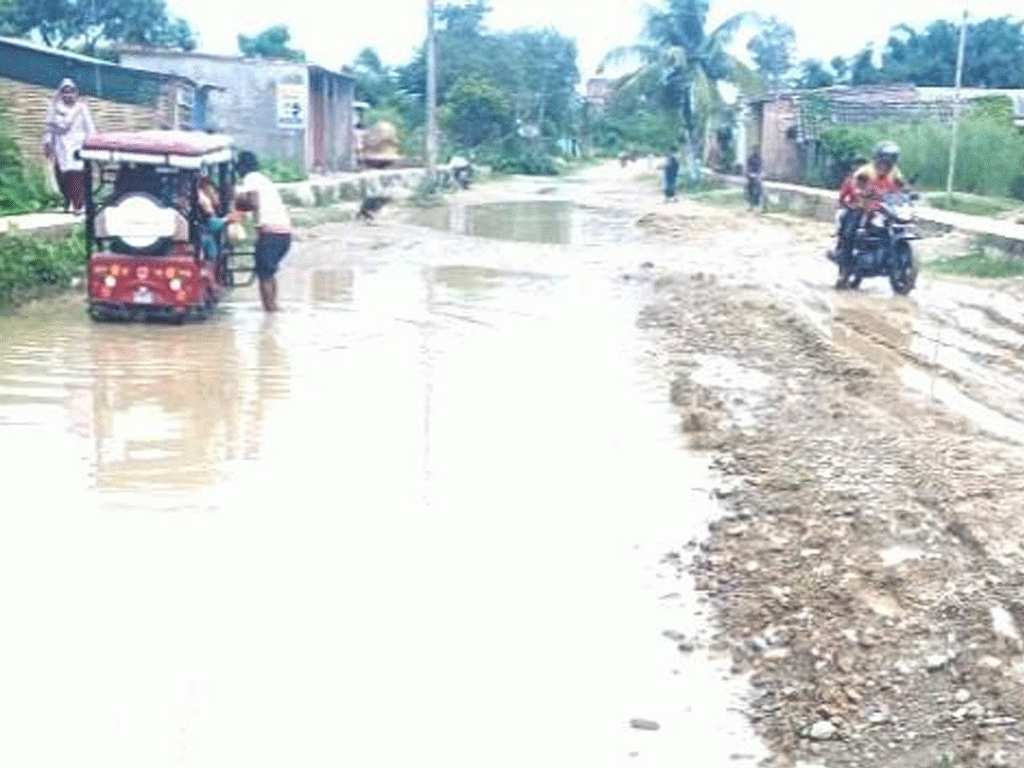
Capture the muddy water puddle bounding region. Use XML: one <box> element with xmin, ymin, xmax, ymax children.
<box><xmin>407</xmin><ymin>198</ymin><xmax>641</xmax><ymax>247</ymax></box>
<box><xmin>0</xmin><ymin>218</ymin><xmax>763</xmax><ymax>765</ymax></box>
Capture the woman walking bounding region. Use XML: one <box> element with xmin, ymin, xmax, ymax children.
<box><xmin>42</xmin><ymin>78</ymin><xmax>95</xmax><ymax>213</ymax></box>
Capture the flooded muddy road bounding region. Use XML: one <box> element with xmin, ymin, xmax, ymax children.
<box><xmin>0</xmin><ymin>171</ymin><xmax>765</xmax><ymax>767</ymax></box>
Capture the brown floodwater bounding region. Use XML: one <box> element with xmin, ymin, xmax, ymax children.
<box><xmin>0</xmin><ymin>186</ymin><xmax>763</xmax><ymax>767</ymax></box>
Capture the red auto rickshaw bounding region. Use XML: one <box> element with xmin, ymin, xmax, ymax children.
<box><xmin>80</xmin><ymin>130</ymin><xmax>253</xmax><ymax>321</ymax></box>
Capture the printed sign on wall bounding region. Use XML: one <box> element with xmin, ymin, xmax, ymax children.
<box><xmin>277</xmin><ymin>83</ymin><xmax>306</xmax><ymax>129</ymax></box>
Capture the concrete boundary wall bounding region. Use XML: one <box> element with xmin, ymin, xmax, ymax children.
<box><xmin>0</xmin><ymin>167</ymin><xmax>468</xmax><ymax>235</ymax></box>
<box><xmin>277</xmin><ymin>167</ymin><xmax>456</xmax><ymax>208</ymax></box>
<box><xmin>713</xmin><ymin>173</ymin><xmax>1024</xmax><ymax>256</ymax></box>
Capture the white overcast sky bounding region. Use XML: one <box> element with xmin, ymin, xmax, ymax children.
<box><xmin>167</xmin><ymin>0</ymin><xmax>1022</xmax><ymax>78</ymax></box>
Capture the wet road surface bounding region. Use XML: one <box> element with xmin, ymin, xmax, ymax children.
<box><xmin>0</xmin><ymin>171</ymin><xmax>763</xmax><ymax>767</ymax></box>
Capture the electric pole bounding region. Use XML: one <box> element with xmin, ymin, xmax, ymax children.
<box><xmin>425</xmin><ymin>0</ymin><xmax>438</xmax><ymax>185</ymax></box>
<box><xmin>946</xmin><ymin>7</ymin><xmax>968</xmax><ymax>204</ymax></box>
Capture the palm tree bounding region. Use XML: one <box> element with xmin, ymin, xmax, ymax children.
<box><xmin>600</xmin><ymin>0</ymin><xmax>761</xmax><ymax>181</ymax></box>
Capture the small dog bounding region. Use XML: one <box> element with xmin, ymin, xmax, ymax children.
<box><xmin>357</xmin><ymin>195</ymin><xmax>391</xmax><ymax>222</ymax></box>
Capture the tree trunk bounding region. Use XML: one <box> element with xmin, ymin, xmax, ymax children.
<box><xmin>680</xmin><ymin>84</ymin><xmax>699</xmax><ymax>185</ymax></box>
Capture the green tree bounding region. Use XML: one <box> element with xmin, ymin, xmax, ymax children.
<box><xmin>0</xmin><ymin>0</ymin><xmax>196</xmax><ymax>54</ymax></box>
<box><xmin>747</xmin><ymin>15</ymin><xmax>796</xmax><ymax>90</ymax></box>
<box><xmin>351</xmin><ymin>47</ymin><xmax>395</xmax><ymax>107</ymax></box>
<box><xmin>881</xmin><ymin>17</ymin><xmax>1024</xmax><ymax>88</ymax></box>
<box><xmin>238</xmin><ymin>24</ymin><xmax>304</xmax><ymax>62</ymax></box>
<box><xmin>497</xmin><ymin>29</ymin><xmax>578</xmax><ymax>138</ymax></box>
<box><xmin>397</xmin><ymin>3</ymin><xmax>578</xmax><ymax>142</ymax></box>
<box><xmin>797</xmin><ymin>59</ymin><xmax>834</xmax><ymax>89</ymax></box>
<box><xmin>830</xmin><ymin>56</ymin><xmax>849</xmax><ymax>85</ymax></box>
<box><xmin>599</xmin><ymin>0</ymin><xmax>760</xmax><ymax>180</ymax></box>
<box><xmin>441</xmin><ymin>76</ymin><xmax>512</xmax><ymax>148</ymax></box>
<box><xmin>850</xmin><ymin>46</ymin><xmax>881</xmax><ymax>85</ymax></box>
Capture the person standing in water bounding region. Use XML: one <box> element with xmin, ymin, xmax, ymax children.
<box><xmin>42</xmin><ymin>78</ymin><xmax>95</xmax><ymax>213</ymax></box>
<box><xmin>227</xmin><ymin>151</ymin><xmax>292</xmax><ymax>312</ymax></box>
<box><xmin>663</xmin><ymin>147</ymin><xmax>680</xmax><ymax>202</ymax></box>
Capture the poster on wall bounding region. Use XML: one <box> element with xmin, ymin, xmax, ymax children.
<box><xmin>277</xmin><ymin>83</ymin><xmax>306</xmax><ymax>129</ymax></box>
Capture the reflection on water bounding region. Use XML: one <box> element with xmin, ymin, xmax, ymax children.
<box><xmin>0</xmin><ymin>208</ymin><xmax>764</xmax><ymax>767</ymax></box>
<box><xmin>411</xmin><ymin>200</ymin><xmax>574</xmax><ymax>244</ymax></box>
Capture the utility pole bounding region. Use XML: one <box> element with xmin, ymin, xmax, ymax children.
<box><xmin>946</xmin><ymin>7</ymin><xmax>968</xmax><ymax>204</ymax></box>
<box><xmin>425</xmin><ymin>0</ymin><xmax>438</xmax><ymax>186</ymax></box>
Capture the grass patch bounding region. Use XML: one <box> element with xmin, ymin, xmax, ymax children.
<box><xmin>928</xmin><ymin>248</ymin><xmax>1024</xmax><ymax>279</ymax></box>
<box><xmin>925</xmin><ymin>194</ymin><xmax>1020</xmax><ymax>218</ymax></box>
<box><xmin>0</xmin><ymin>229</ymin><xmax>86</xmax><ymax>310</ymax></box>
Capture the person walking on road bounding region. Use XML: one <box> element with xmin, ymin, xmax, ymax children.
<box><xmin>42</xmin><ymin>78</ymin><xmax>95</xmax><ymax>213</ymax></box>
<box><xmin>745</xmin><ymin>147</ymin><xmax>763</xmax><ymax>211</ymax></box>
<box><xmin>227</xmin><ymin>151</ymin><xmax>292</xmax><ymax>312</ymax></box>
<box><xmin>663</xmin><ymin>147</ymin><xmax>680</xmax><ymax>202</ymax></box>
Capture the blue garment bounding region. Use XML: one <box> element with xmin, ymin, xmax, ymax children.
<box><xmin>202</xmin><ymin>217</ymin><xmax>224</xmax><ymax>260</ymax></box>
<box><xmin>664</xmin><ymin>155</ymin><xmax>680</xmax><ymax>198</ymax></box>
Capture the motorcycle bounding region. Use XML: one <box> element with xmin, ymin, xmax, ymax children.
<box><xmin>827</xmin><ymin>191</ymin><xmax>919</xmax><ymax>295</ymax></box>
<box><xmin>451</xmin><ymin>159</ymin><xmax>473</xmax><ymax>190</ymax></box>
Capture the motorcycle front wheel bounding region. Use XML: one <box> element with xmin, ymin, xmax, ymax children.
<box><xmin>889</xmin><ymin>242</ymin><xmax>918</xmax><ymax>296</ymax></box>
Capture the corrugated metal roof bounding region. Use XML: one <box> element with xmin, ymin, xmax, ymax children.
<box><xmin>0</xmin><ymin>36</ymin><xmax>195</xmax><ymax>85</ymax></box>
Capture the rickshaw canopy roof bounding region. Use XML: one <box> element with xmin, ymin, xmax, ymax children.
<box><xmin>81</xmin><ymin>130</ymin><xmax>234</xmax><ymax>169</ymax></box>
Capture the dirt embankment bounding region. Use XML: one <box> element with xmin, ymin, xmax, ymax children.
<box><xmin>642</xmin><ymin>272</ymin><xmax>1024</xmax><ymax>768</ymax></box>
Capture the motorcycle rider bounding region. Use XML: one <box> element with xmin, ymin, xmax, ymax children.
<box><xmin>836</xmin><ymin>142</ymin><xmax>905</xmax><ymax>284</ymax></box>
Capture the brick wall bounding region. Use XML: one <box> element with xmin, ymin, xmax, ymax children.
<box><xmin>762</xmin><ymin>98</ymin><xmax>801</xmax><ymax>182</ymax></box>
<box><xmin>0</xmin><ymin>76</ymin><xmax>175</xmax><ymax>168</ymax></box>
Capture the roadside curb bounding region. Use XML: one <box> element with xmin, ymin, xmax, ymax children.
<box><xmin>712</xmin><ymin>172</ymin><xmax>1024</xmax><ymax>256</ymax></box>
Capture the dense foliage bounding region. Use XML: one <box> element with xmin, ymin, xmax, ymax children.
<box><xmin>0</xmin><ymin>106</ymin><xmax>60</xmax><ymax>215</ymax></box>
<box><xmin>237</xmin><ymin>25</ymin><xmax>305</xmax><ymax>62</ymax></box>
<box><xmin>808</xmin><ymin>115</ymin><xmax>1024</xmax><ymax>200</ymax></box>
<box><xmin>350</xmin><ymin>2</ymin><xmax>580</xmax><ymax>174</ymax></box>
<box><xmin>0</xmin><ymin>0</ymin><xmax>196</xmax><ymax>55</ymax></box>
<box><xmin>0</xmin><ymin>229</ymin><xmax>86</xmax><ymax>308</ymax></box>
<box><xmin>598</xmin><ymin>0</ymin><xmax>760</xmax><ymax>177</ymax></box>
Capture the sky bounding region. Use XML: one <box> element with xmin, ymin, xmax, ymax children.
<box><xmin>166</xmin><ymin>0</ymin><xmax>1023</xmax><ymax>79</ymax></box>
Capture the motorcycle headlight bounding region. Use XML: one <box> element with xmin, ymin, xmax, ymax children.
<box><xmin>103</xmin><ymin>275</ymin><xmax>116</xmax><ymax>288</ymax></box>
<box><xmin>168</xmin><ymin>278</ymin><xmax>182</xmax><ymax>292</ymax></box>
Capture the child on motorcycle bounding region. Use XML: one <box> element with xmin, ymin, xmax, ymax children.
<box><xmin>833</xmin><ymin>155</ymin><xmax>868</xmax><ymax>252</ymax></box>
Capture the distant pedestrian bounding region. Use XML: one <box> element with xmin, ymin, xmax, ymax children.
<box><xmin>42</xmin><ymin>78</ymin><xmax>95</xmax><ymax>213</ymax></box>
<box><xmin>228</xmin><ymin>151</ymin><xmax>292</xmax><ymax>312</ymax></box>
<box><xmin>745</xmin><ymin>146</ymin><xmax>764</xmax><ymax>211</ymax></box>
<box><xmin>663</xmin><ymin>147</ymin><xmax>680</xmax><ymax>202</ymax></box>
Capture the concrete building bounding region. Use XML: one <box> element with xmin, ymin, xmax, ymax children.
<box><xmin>119</xmin><ymin>50</ymin><xmax>357</xmax><ymax>173</ymax></box>
<box><xmin>0</xmin><ymin>37</ymin><xmax>200</xmax><ymax>168</ymax></box>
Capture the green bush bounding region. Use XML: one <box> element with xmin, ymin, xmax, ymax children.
<box><xmin>0</xmin><ymin>105</ymin><xmax>61</xmax><ymax>214</ymax></box>
<box><xmin>0</xmin><ymin>230</ymin><xmax>86</xmax><ymax>308</ymax></box>
<box><xmin>812</xmin><ymin>119</ymin><xmax>1024</xmax><ymax>199</ymax></box>
<box><xmin>490</xmin><ymin>152</ymin><xmax>560</xmax><ymax>176</ymax></box>
<box><xmin>261</xmin><ymin>160</ymin><xmax>308</xmax><ymax>183</ymax></box>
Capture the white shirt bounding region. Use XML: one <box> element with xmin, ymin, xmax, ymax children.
<box><xmin>238</xmin><ymin>171</ymin><xmax>291</xmax><ymax>234</ymax></box>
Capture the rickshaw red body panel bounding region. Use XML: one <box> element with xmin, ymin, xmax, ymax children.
<box><xmin>88</xmin><ymin>248</ymin><xmax>224</xmax><ymax>317</ymax></box>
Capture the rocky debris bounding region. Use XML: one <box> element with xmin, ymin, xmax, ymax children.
<box><xmin>643</xmin><ymin>273</ymin><xmax>1024</xmax><ymax>767</ymax></box>
<box><xmin>808</xmin><ymin>721</ymin><xmax>838</xmax><ymax>741</ymax></box>
<box><xmin>629</xmin><ymin>719</ymin><xmax>661</xmax><ymax>731</ymax></box>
